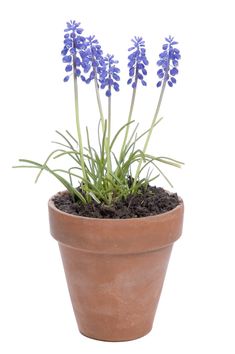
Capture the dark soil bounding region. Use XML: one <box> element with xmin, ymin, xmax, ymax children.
<box><xmin>53</xmin><ymin>185</ymin><xmax>180</xmax><ymax>219</ymax></box>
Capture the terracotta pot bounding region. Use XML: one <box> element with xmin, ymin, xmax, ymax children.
<box><xmin>48</xmin><ymin>193</ymin><xmax>184</xmax><ymax>341</ymax></box>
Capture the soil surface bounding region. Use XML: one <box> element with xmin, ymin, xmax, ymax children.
<box><xmin>53</xmin><ymin>185</ymin><xmax>180</xmax><ymax>219</ymax></box>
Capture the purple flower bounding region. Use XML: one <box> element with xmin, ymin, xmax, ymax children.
<box><xmin>156</xmin><ymin>36</ymin><xmax>181</xmax><ymax>88</ymax></box>
<box><xmin>99</xmin><ymin>54</ymin><xmax>120</xmax><ymax>96</ymax></box>
<box><xmin>127</xmin><ymin>36</ymin><xmax>148</xmax><ymax>88</ymax></box>
<box><xmin>61</xmin><ymin>20</ymin><xmax>86</xmax><ymax>82</ymax></box>
<box><xmin>79</xmin><ymin>35</ymin><xmax>106</xmax><ymax>84</ymax></box>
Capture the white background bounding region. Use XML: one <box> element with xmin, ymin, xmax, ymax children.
<box><xmin>0</xmin><ymin>0</ymin><xmax>235</xmax><ymax>353</ymax></box>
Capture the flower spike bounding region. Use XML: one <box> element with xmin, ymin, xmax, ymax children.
<box><xmin>61</xmin><ymin>21</ymin><xmax>86</xmax><ymax>82</ymax></box>
<box><xmin>156</xmin><ymin>36</ymin><xmax>181</xmax><ymax>88</ymax></box>
<box><xmin>127</xmin><ymin>36</ymin><xmax>148</xmax><ymax>88</ymax></box>
<box><xmin>99</xmin><ymin>54</ymin><xmax>120</xmax><ymax>97</ymax></box>
<box><xmin>79</xmin><ymin>35</ymin><xmax>106</xmax><ymax>84</ymax></box>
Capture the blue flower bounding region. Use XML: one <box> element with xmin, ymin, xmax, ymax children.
<box><xmin>99</xmin><ymin>54</ymin><xmax>120</xmax><ymax>97</ymax></box>
<box><xmin>156</xmin><ymin>36</ymin><xmax>181</xmax><ymax>88</ymax></box>
<box><xmin>61</xmin><ymin>21</ymin><xmax>86</xmax><ymax>82</ymax></box>
<box><xmin>63</xmin><ymin>75</ymin><xmax>70</xmax><ymax>82</ymax></box>
<box><xmin>79</xmin><ymin>35</ymin><xmax>106</xmax><ymax>84</ymax></box>
<box><xmin>127</xmin><ymin>36</ymin><xmax>148</xmax><ymax>88</ymax></box>
<box><xmin>64</xmin><ymin>20</ymin><xmax>83</xmax><ymax>33</ymax></box>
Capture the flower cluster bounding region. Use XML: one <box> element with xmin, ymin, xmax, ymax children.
<box><xmin>99</xmin><ymin>54</ymin><xmax>120</xmax><ymax>97</ymax></box>
<box><xmin>61</xmin><ymin>22</ymin><xmax>121</xmax><ymax>97</ymax></box>
<box><xmin>61</xmin><ymin>21</ymin><xmax>86</xmax><ymax>82</ymax></box>
<box><xmin>156</xmin><ymin>36</ymin><xmax>181</xmax><ymax>88</ymax></box>
<box><xmin>80</xmin><ymin>35</ymin><xmax>105</xmax><ymax>84</ymax></box>
<box><xmin>127</xmin><ymin>37</ymin><xmax>148</xmax><ymax>88</ymax></box>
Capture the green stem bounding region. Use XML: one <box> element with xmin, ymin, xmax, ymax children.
<box><xmin>119</xmin><ymin>71</ymin><xmax>138</xmax><ymax>162</ymax></box>
<box><xmin>132</xmin><ymin>79</ymin><xmax>167</xmax><ymax>189</ymax></box>
<box><xmin>106</xmin><ymin>84</ymin><xmax>112</xmax><ymax>177</ymax></box>
<box><xmin>94</xmin><ymin>71</ymin><xmax>105</xmax><ymax>133</ymax></box>
<box><xmin>91</xmin><ymin>46</ymin><xmax>105</xmax><ymax>132</ymax></box>
<box><xmin>94</xmin><ymin>72</ymin><xmax>111</xmax><ymax>185</ymax></box>
<box><xmin>73</xmin><ymin>70</ymin><xmax>87</xmax><ymax>186</ymax></box>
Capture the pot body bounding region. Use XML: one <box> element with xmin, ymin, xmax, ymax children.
<box><xmin>49</xmin><ymin>193</ymin><xmax>184</xmax><ymax>341</ymax></box>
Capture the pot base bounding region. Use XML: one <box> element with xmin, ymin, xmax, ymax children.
<box><xmin>59</xmin><ymin>243</ymin><xmax>172</xmax><ymax>342</ymax></box>
<box><xmin>79</xmin><ymin>326</ymin><xmax>152</xmax><ymax>342</ymax></box>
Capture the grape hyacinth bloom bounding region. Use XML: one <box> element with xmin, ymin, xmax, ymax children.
<box><xmin>99</xmin><ymin>54</ymin><xmax>120</xmax><ymax>97</ymax></box>
<box><xmin>127</xmin><ymin>36</ymin><xmax>149</xmax><ymax>88</ymax></box>
<box><xmin>80</xmin><ymin>35</ymin><xmax>106</xmax><ymax>84</ymax></box>
<box><xmin>61</xmin><ymin>20</ymin><xmax>86</xmax><ymax>82</ymax></box>
<box><xmin>156</xmin><ymin>36</ymin><xmax>181</xmax><ymax>88</ymax></box>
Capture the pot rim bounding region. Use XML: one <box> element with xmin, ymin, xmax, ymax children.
<box><xmin>48</xmin><ymin>191</ymin><xmax>184</xmax><ymax>254</ymax></box>
<box><xmin>48</xmin><ymin>190</ymin><xmax>183</xmax><ymax>222</ymax></box>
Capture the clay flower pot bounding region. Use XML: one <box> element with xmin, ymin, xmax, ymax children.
<box><xmin>48</xmin><ymin>193</ymin><xmax>184</xmax><ymax>341</ymax></box>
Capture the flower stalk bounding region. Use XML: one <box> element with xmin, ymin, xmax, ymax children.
<box><xmin>132</xmin><ymin>79</ymin><xmax>167</xmax><ymax>190</ymax></box>
<box><xmin>107</xmin><ymin>82</ymin><xmax>112</xmax><ymax>176</ymax></box>
<box><xmin>73</xmin><ymin>68</ymin><xmax>87</xmax><ymax>185</ymax></box>
<box><xmin>94</xmin><ymin>73</ymin><xmax>105</xmax><ymax>132</ymax></box>
<box><xmin>119</xmin><ymin>74</ymin><xmax>138</xmax><ymax>162</ymax></box>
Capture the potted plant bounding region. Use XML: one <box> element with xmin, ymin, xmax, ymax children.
<box><xmin>14</xmin><ymin>20</ymin><xmax>184</xmax><ymax>342</ymax></box>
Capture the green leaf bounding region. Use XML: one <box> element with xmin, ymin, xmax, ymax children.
<box><xmin>17</xmin><ymin>159</ymin><xmax>87</xmax><ymax>204</ymax></box>
<box><xmin>66</xmin><ymin>130</ymin><xmax>78</xmax><ymax>145</ymax></box>
<box><xmin>125</xmin><ymin>118</ymin><xmax>163</xmax><ymax>157</ymax></box>
<box><xmin>145</xmin><ymin>154</ymin><xmax>183</xmax><ymax>168</ymax></box>
<box><xmin>150</xmin><ymin>161</ymin><xmax>173</xmax><ymax>188</ymax></box>
<box><xmin>110</xmin><ymin>120</ymin><xmax>135</xmax><ymax>150</ymax></box>
<box><xmin>123</xmin><ymin>123</ymin><xmax>139</xmax><ymax>155</ymax></box>
<box><xmin>35</xmin><ymin>149</ymin><xmax>66</xmax><ymax>183</ymax></box>
<box><xmin>55</xmin><ymin>130</ymin><xmax>80</xmax><ymax>162</ymax></box>
<box><xmin>88</xmin><ymin>191</ymin><xmax>101</xmax><ymax>204</ymax></box>
<box><xmin>51</xmin><ymin>141</ymin><xmax>71</xmax><ymax>149</ymax></box>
